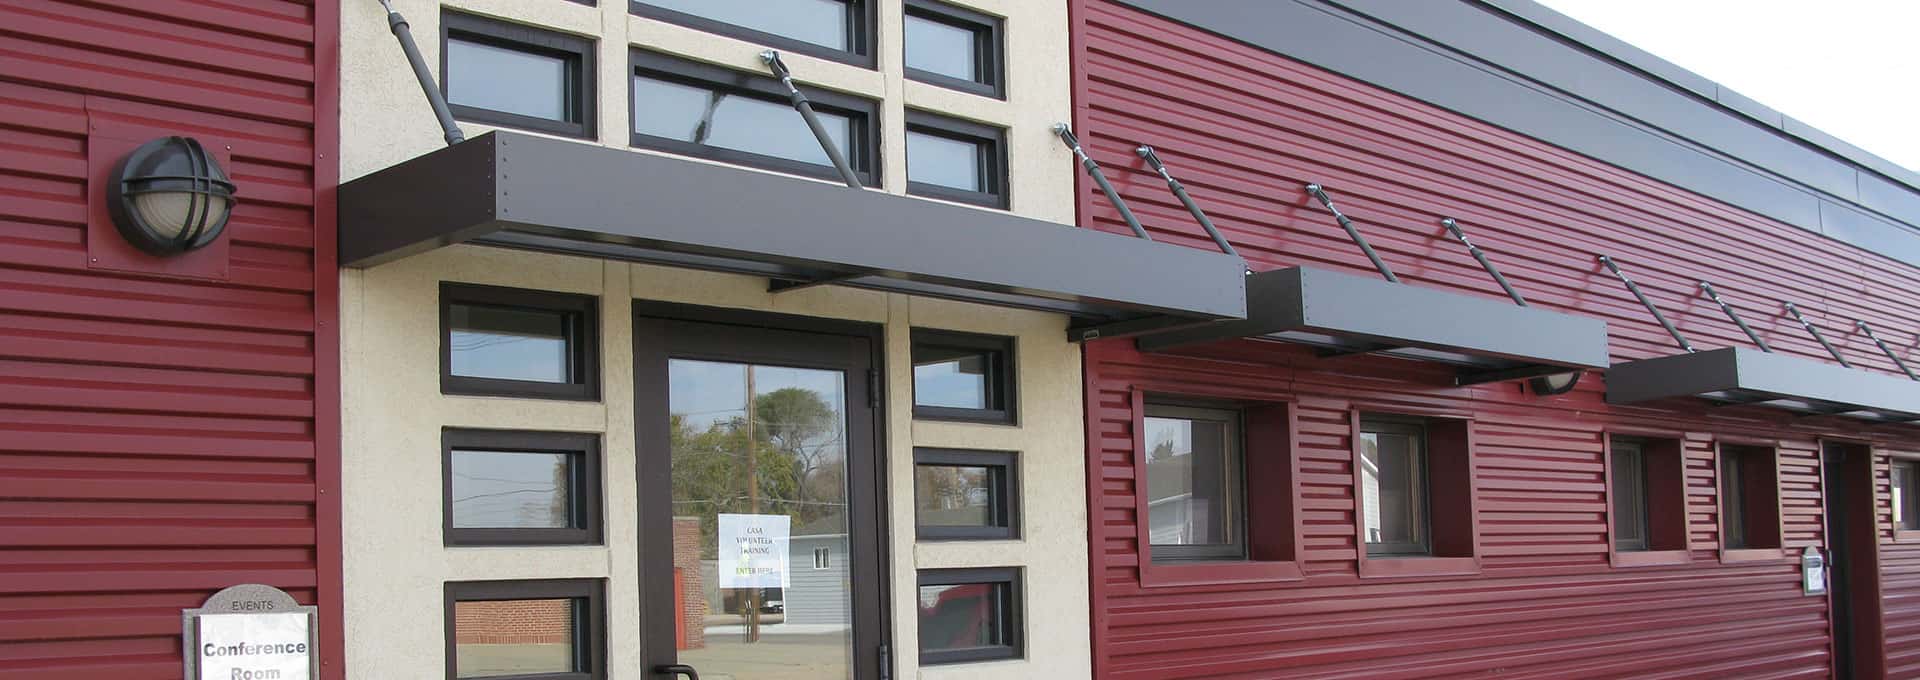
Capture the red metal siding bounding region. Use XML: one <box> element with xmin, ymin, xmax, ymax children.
<box><xmin>0</xmin><ymin>1</ymin><xmax>339</xmax><ymax>678</ymax></box>
<box><xmin>1882</xmin><ymin>449</ymin><xmax>1920</xmax><ymax>677</ymax></box>
<box><xmin>1073</xmin><ymin>1</ymin><xmax>1920</xmax><ymax>677</ymax></box>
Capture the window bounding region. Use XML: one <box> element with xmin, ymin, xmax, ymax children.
<box><xmin>1606</xmin><ymin>435</ymin><xmax>1689</xmax><ymax>563</ymax></box>
<box><xmin>1351</xmin><ymin>414</ymin><xmax>1478</xmax><ymax>577</ymax></box>
<box><xmin>629</xmin><ymin>50</ymin><xmax>879</xmax><ymax>186</ymax></box>
<box><xmin>915</xmin><ymin>448</ymin><xmax>1019</xmax><ymax>540</ymax></box>
<box><xmin>444</xmin><ymin>430</ymin><xmax>602</xmax><ymax>546</ymax></box>
<box><xmin>917</xmin><ymin>568</ymin><xmax>1021</xmax><ymax>665</ymax></box>
<box><xmin>1719</xmin><ymin>443</ymin><xmax>1782</xmax><ymax>552</ymax></box>
<box><xmin>630</xmin><ymin>0</ymin><xmax>874</xmax><ymax>67</ymax></box>
<box><xmin>903</xmin><ymin>0</ymin><xmax>1003</xmax><ymax>98</ymax></box>
<box><xmin>441</xmin><ymin>283</ymin><xmax>599</xmax><ymax>400</ymax></box>
<box><xmin>813</xmin><ymin>546</ymin><xmax>832</xmax><ymax>570</ymax></box>
<box><xmin>1359</xmin><ymin>418</ymin><xmax>1428</xmax><ymax>557</ymax></box>
<box><xmin>1611</xmin><ymin>438</ymin><xmax>1650</xmax><ymax>552</ymax></box>
<box><xmin>1896</xmin><ymin>460</ymin><xmax>1920</xmax><ymax>531</ymax></box>
<box><xmin>1143</xmin><ymin>404</ymin><xmax>1243</xmax><ymax>560</ymax></box>
<box><xmin>911</xmin><ymin>329</ymin><xmax>1015</xmax><ymax>423</ymax></box>
<box><xmin>906</xmin><ymin>111</ymin><xmax>1007</xmax><ymax>208</ymax></box>
<box><xmin>441</xmin><ymin>11</ymin><xmax>596</xmax><ymax>139</ymax></box>
<box><xmin>446</xmin><ymin>579</ymin><xmax>605</xmax><ymax>680</ymax></box>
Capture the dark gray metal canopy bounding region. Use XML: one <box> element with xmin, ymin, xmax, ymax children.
<box><xmin>1608</xmin><ymin>347</ymin><xmax>1920</xmax><ymax>422</ymax></box>
<box><xmin>1136</xmin><ymin>266</ymin><xmax>1611</xmax><ymax>384</ymax></box>
<box><xmin>338</xmin><ymin>131</ymin><xmax>1248</xmax><ymax>332</ymax></box>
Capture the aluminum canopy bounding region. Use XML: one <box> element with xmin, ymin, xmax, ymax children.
<box><xmin>1135</xmin><ymin>266</ymin><xmax>1611</xmax><ymax>384</ymax></box>
<box><xmin>1608</xmin><ymin>347</ymin><xmax>1920</xmax><ymax>422</ymax></box>
<box><xmin>338</xmin><ymin>131</ymin><xmax>1248</xmax><ymax>332</ymax></box>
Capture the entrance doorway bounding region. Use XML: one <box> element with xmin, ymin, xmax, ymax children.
<box><xmin>1822</xmin><ymin>440</ymin><xmax>1884</xmax><ymax>678</ymax></box>
<box><xmin>636</xmin><ymin>303</ymin><xmax>887</xmax><ymax>680</ymax></box>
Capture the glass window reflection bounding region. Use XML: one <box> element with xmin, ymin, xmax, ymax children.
<box><xmin>633</xmin><ymin>76</ymin><xmax>853</xmax><ymax>168</ymax></box>
<box><xmin>451</xmin><ymin>450</ymin><xmax>571</xmax><ymax>529</ymax></box>
<box><xmin>907</xmin><ymin>130</ymin><xmax>983</xmax><ymax>192</ymax></box>
<box><xmin>1360</xmin><ymin>420</ymin><xmax>1428</xmax><ymax>556</ymax></box>
<box><xmin>635</xmin><ymin>0</ymin><xmax>852</xmax><ymax>51</ymax></box>
<box><xmin>449</xmin><ymin>304</ymin><xmax>571</xmax><ymax>383</ymax></box>
<box><xmin>1143</xmin><ymin>406</ymin><xmax>1240</xmax><ymax>555</ymax></box>
<box><xmin>904</xmin><ymin>13</ymin><xmax>978</xmax><ymax>81</ymax></box>
<box><xmin>453</xmin><ymin>598</ymin><xmax>579</xmax><ymax>677</ymax></box>
<box><xmin>446</xmin><ymin>37</ymin><xmax>570</xmax><ymax>121</ymax></box>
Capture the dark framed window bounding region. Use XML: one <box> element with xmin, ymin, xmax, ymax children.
<box><xmin>1359</xmin><ymin>418</ymin><xmax>1430</xmax><ymax>557</ymax></box>
<box><xmin>1719</xmin><ymin>443</ymin><xmax>1782</xmax><ymax>551</ymax></box>
<box><xmin>903</xmin><ymin>0</ymin><xmax>1003</xmax><ymax>98</ymax></box>
<box><xmin>906</xmin><ymin>111</ymin><xmax>1006</xmax><ymax>209</ymax></box>
<box><xmin>910</xmin><ymin>329</ymin><xmax>1015</xmax><ymax>423</ymax></box>
<box><xmin>917</xmin><ymin>568</ymin><xmax>1021</xmax><ymax>665</ymax></box>
<box><xmin>444</xmin><ymin>429</ymin><xmax>602</xmax><ymax>546</ymax></box>
<box><xmin>630</xmin><ymin>0</ymin><xmax>874</xmax><ymax>68</ymax></box>
<box><xmin>1142</xmin><ymin>403</ymin><xmax>1244</xmax><ymax>561</ymax></box>
<box><xmin>813</xmin><ymin>546</ymin><xmax>832</xmax><ymax>569</ymax></box>
<box><xmin>915</xmin><ymin>448</ymin><xmax>1019</xmax><ymax>540</ymax></box>
<box><xmin>441</xmin><ymin>11</ymin><xmax>596</xmax><ymax>139</ymax></box>
<box><xmin>446</xmin><ymin>579</ymin><xmax>606</xmax><ymax>680</ymax></box>
<box><xmin>1611</xmin><ymin>438</ymin><xmax>1651</xmax><ymax>552</ymax></box>
<box><xmin>629</xmin><ymin>50</ymin><xmax>879</xmax><ymax>186</ymax></box>
<box><xmin>1896</xmin><ymin>460</ymin><xmax>1920</xmax><ymax>531</ymax></box>
<box><xmin>441</xmin><ymin>283</ymin><xmax>600</xmax><ymax>400</ymax></box>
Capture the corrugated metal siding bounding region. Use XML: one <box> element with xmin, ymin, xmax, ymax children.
<box><xmin>1882</xmin><ymin>449</ymin><xmax>1920</xmax><ymax>678</ymax></box>
<box><xmin>1070</xmin><ymin>1</ymin><xmax>1920</xmax><ymax>677</ymax></box>
<box><xmin>0</xmin><ymin>1</ymin><xmax>333</xmax><ymax>678</ymax></box>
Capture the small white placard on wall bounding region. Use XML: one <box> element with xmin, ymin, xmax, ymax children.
<box><xmin>198</xmin><ymin>612</ymin><xmax>312</xmax><ymax>680</ymax></box>
<box><xmin>717</xmin><ymin>512</ymin><xmax>791</xmax><ymax>589</ymax></box>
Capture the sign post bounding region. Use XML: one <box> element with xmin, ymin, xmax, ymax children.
<box><xmin>182</xmin><ymin>584</ymin><xmax>318</xmax><ymax>680</ymax></box>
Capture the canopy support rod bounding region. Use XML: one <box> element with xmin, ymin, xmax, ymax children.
<box><xmin>1856</xmin><ymin>320</ymin><xmax>1918</xmax><ymax>380</ymax></box>
<box><xmin>1305</xmin><ymin>184</ymin><xmax>1397</xmax><ymax>283</ymax></box>
<box><xmin>1598</xmin><ymin>255</ymin><xmax>1694</xmax><ymax>353</ymax></box>
<box><xmin>1698</xmin><ymin>281</ymin><xmax>1771</xmax><ymax>352</ymax></box>
<box><xmin>1136</xmin><ymin>145</ymin><xmax>1235</xmax><ymax>255</ymax></box>
<box><xmin>377</xmin><ymin>0</ymin><xmax>463</xmax><ymax>147</ymax></box>
<box><xmin>1784</xmin><ymin>302</ymin><xmax>1852</xmax><ymax>367</ymax></box>
<box><xmin>761</xmin><ymin>50</ymin><xmax>862</xmax><ymax>189</ymax></box>
<box><xmin>1055</xmin><ymin>124</ymin><xmax>1149</xmax><ymax>240</ymax></box>
<box><xmin>1440</xmin><ymin>218</ymin><xmax>1525</xmax><ymax>306</ymax></box>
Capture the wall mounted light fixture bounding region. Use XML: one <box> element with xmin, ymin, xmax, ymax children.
<box><xmin>1529</xmin><ymin>371</ymin><xmax>1583</xmax><ymax>396</ymax></box>
<box><xmin>107</xmin><ymin>136</ymin><xmax>236</xmax><ymax>256</ymax></box>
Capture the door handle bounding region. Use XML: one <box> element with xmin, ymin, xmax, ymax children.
<box><xmin>657</xmin><ymin>664</ymin><xmax>700</xmax><ymax>680</ymax></box>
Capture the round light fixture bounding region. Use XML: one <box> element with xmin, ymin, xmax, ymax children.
<box><xmin>107</xmin><ymin>136</ymin><xmax>237</xmax><ymax>255</ymax></box>
<box><xmin>1529</xmin><ymin>371</ymin><xmax>1583</xmax><ymax>396</ymax></box>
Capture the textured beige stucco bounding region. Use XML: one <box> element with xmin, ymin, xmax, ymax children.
<box><xmin>340</xmin><ymin>1</ymin><xmax>1088</xmax><ymax>677</ymax></box>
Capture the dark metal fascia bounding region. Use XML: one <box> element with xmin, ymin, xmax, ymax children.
<box><xmin>1607</xmin><ymin>346</ymin><xmax>1920</xmax><ymax>419</ymax></box>
<box><xmin>337</xmin><ymin>131</ymin><xmax>1249</xmax><ymax>322</ymax></box>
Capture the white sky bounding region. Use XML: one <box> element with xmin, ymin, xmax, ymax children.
<box><xmin>1534</xmin><ymin>0</ymin><xmax>1920</xmax><ymax>175</ymax></box>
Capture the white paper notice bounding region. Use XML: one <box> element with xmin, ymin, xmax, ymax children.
<box><xmin>198</xmin><ymin>612</ymin><xmax>311</xmax><ymax>680</ymax></box>
<box><xmin>1805</xmin><ymin>564</ymin><xmax>1826</xmax><ymax>594</ymax></box>
<box><xmin>717</xmin><ymin>513</ymin><xmax>791</xmax><ymax>589</ymax></box>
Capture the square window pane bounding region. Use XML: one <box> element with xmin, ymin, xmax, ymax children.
<box><xmin>912</xmin><ymin>345</ymin><xmax>995</xmax><ymax>409</ymax></box>
<box><xmin>451</xmin><ymin>450</ymin><xmax>572</xmax><ymax>529</ymax></box>
<box><xmin>636</xmin><ymin>0</ymin><xmax>851</xmax><ymax>51</ymax></box>
<box><xmin>449</xmin><ymin>304</ymin><xmax>572</xmax><ymax>383</ymax></box>
<box><xmin>447</xmin><ymin>37</ymin><xmax>570</xmax><ymax>121</ymax></box>
<box><xmin>453</xmin><ymin>598</ymin><xmax>578</xmax><ymax>677</ymax></box>
<box><xmin>916</xmin><ymin>464</ymin><xmax>995</xmax><ymax>526</ymax></box>
<box><xmin>917</xmin><ymin>582</ymin><xmax>1008</xmax><ymax>652</ymax></box>
<box><xmin>905</xmin><ymin>13</ymin><xmax>979</xmax><ymax>82</ymax></box>
<box><xmin>633</xmin><ymin>76</ymin><xmax>852</xmax><ymax>168</ymax></box>
<box><xmin>1360</xmin><ymin>427</ymin><xmax>1426</xmax><ymax>552</ymax></box>
<box><xmin>907</xmin><ymin>130</ymin><xmax>984</xmax><ymax>192</ymax></box>
<box><xmin>1144</xmin><ymin>410</ymin><xmax>1238</xmax><ymax>548</ymax></box>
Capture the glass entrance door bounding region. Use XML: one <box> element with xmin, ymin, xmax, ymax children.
<box><xmin>636</xmin><ymin>310</ymin><xmax>882</xmax><ymax>680</ymax></box>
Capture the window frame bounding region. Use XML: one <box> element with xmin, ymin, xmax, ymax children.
<box><xmin>915</xmin><ymin>567</ymin><xmax>1023</xmax><ymax>666</ymax></box>
<box><xmin>629</xmin><ymin>0</ymin><xmax>876</xmax><ymax>69</ymax></box>
<box><xmin>628</xmin><ymin>49</ymin><xmax>880</xmax><ymax>186</ymax></box>
<box><xmin>440</xmin><ymin>11</ymin><xmax>597</xmax><ymax>140</ymax></box>
<box><xmin>443</xmin><ymin>429</ymin><xmax>603</xmax><ymax>547</ymax></box>
<box><xmin>1349</xmin><ymin>412</ymin><xmax>1480</xmax><ymax>579</ymax></box>
<box><xmin>1358</xmin><ymin>417</ymin><xmax>1432</xmax><ymax>558</ymax></box>
<box><xmin>914</xmin><ymin>448</ymin><xmax>1020</xmax><ymax>541</ymax></box>
<box><xmin>1894</xmin><ymin>459</ymin><xmax>1920</xmax><ymax>533</ymax></box>
<box><xmin>904</xmin><ymin>110</ymin><xmax>1008</xmax><ymax>209</ymax></box>
<box><xmin>813</xmin><ymin>546</ymin><xmax>832</xmax><ymax>570</ymax></box>
<box><xmin>909</xmin><ymin>328</ymin><xmax>1017</xmax><ymax>424</ymax></box>
<box><xmin>902</xmin><ymin>0</ymin><xmax>1004</xmax><ymax>99</ymax></box>
<box><xmin>440</xmin><ymin>282</ymin><xmax>601</xmax><ymax>401</ymax></box>
<box><xmin>444</xmin><ymin>578</ymin><xmax>607</xmax><ymax>680</ymax></box>
<box><xmin>1610</xmin><ymin>438</ymin><xmax>1651</xmax><ymax>552</ymax></box>
<box><xmin>1604</xmin><ymin>432</ymin><xmax>1693</xmax><ymax>567</ymax></box>
<box><xmin>1141</xmin><ymin>402</ymin><xmax>1247</xmax><ymax>562</ymax></box>
<box><xmin>1716</xmin><ymin>440</ymin><xmax>1785</xmax><ymax>561</ymax></box>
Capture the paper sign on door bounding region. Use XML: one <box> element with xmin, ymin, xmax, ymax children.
<box><xmin>717</xmin><ymin>513</ymin><xmax>791</xmax><ymax>589</ymax></box>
